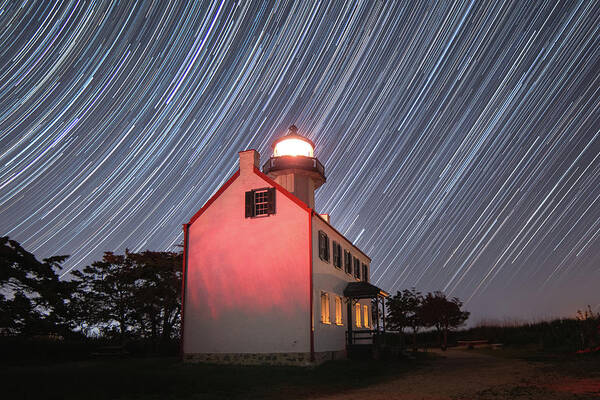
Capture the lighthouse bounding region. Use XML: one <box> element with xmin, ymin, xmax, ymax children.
<box><xmin>181</xmin><ymin>125</ymin><xmax>388</xmax><ymax>366</ymax></box>
<box><xmin>262</xmin><ymin>125</ymin><xmax>325</xmax><ymax>209</ymax></box>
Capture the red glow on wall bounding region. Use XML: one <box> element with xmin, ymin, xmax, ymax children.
<box><xmin>187</xmin><ymin>234</ymin><xmax>308</xmax><ymax>319</ymax></box>
<box><xmin>183</xmin><ymin>167</ymin><xmax>311</xmax><ymax>353</ymax></box>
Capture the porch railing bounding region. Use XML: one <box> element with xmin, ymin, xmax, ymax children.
<box><xmin>346</xmin><ymin>329</ymin><xmax>387</xmax><ymax>345</ymax></box>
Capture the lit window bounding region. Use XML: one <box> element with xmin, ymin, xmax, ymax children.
<box><xmin>245</xmin><ymin>188</ymin><xmax>275</xmax><ymax>217</ymax></box>
<box><xmin>353</xmin><ymin>257</ymin><xmax>360</xmax><ymax>279</ymax></box>
<box><xmin>355</xmin><ymin>303</ymin><xmax>362</xmax><ymax>328</ymax></box>
<box><xmin>318</xmin><ymin>231</ymin><xmax>330</xmax><ymax>262</ymax></box>
<box><xmin>332</xmin><ymin>242</ymin><xmax>342</xmax><ymax>269</ymax></box>
<box><xmin>363</xmin><ymin>305</ymin><xmax>369</xmax><ymax>328</ymax></box>
<box><xmin>320</xmin><ymin>292</ymin><xmax>330</xmax><ymax>324</ymax></box>
<box><xmin>335</xmin><ymin>296</ymin><xmax>343</xmax><ymax>325</ymax></box>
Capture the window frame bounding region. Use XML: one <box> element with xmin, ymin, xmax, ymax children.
<box><xmin>332</xmin><ymin>241</ymin><xmax>342</xmax><ymax>269</ymax></box>
<box><xmin>355</xmin><ymin>302</ymin><xmax>362</xmax><ymax>328</ymax></box>
<box><xmin>245</xmin><ymin>187</ymin><xmax>276</xmax><ymax>218</ymax></box>
<box><xmin>363</xmin><ymin>304</ymin><xmax>369</xmax><ymax>328</ymax></box>
<box><xmin>320</xmin><ymin>291</ymin><xmax>330</xmax><ymax>324</ymax></box>
<box><xmin>344</xmin><ymin>250</ymin><xmax>352</xmax><ymax>274</ymax></box>
<box><xmin>335</xmin><ymin>296</ymin><xmax>343</xmax><ymax>326</ymax></box>
<box><xmin>361</xmin><ymin>263</ymin><xmax>368</xmax><ymax>282</ymax></box>
<box><xmin>318</xmin><ymin>231</ymin><xmax>330</xmax><ymax>262</ymax></box>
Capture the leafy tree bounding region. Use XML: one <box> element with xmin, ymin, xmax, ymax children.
<box><xmin>0</xmin><ymin>236</ymin><xmax>74</xmax><ymax>336</ymax></box>
<box><xmin>128</xmin><ymin>250</ymin><xmax>182</xmax><ymax>346</ymax></box>
<box><xmin>71</xmin><ymin>252</ymin><xmax>138</xmax><ymax>342</ymax></box>
<box><xmin>420</xmin><ymin>291</ymin><xmax>469</xmax><ymax>350</ymax></box>
<box><xmin>386</xmin><ymin>288</ymin><xmax>423</xmax><ymax>350</ymax></box>
<box><xmin>71</xmin><ymin>249</ymin><xmax>182</xmax><ymax>347</ymax></box>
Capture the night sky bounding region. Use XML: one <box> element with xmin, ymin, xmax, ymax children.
<box><xmin>1</xmin><ymin>1</ymin><xmax>599</xmax><ymax>322</ymax></box>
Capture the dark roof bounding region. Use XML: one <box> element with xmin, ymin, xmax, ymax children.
<box><xmin>343</xmin><ymin>281</ymin><xmax>389</xmax><ymax>299</ymax></box>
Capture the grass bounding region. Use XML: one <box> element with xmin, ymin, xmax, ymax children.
<box><xmin>1</xmin><ymin>354</ymin><xmax>430</xmax><ymax>400</ymax></box>
<box><xmin>472</xmin><ymin>344</ymin><xmax>600</xmax><ymax>379</ymax></box>
<box><xmin>456</xmin><ymin>317</ymin><xmax>599</xmax><ymax>351</ymax></box>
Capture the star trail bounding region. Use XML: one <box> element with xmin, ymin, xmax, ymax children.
<box><xmin>1</xmin><ymin>1</ymin><xmax>599</xmax><ymax>321</ymax></box>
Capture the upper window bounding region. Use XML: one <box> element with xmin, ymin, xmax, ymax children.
<box><xmin>245</xmin><ymin>188</ymin><xmax>276</xmax><ymax>217</ymax></box>
<box><xmin>318</xmin><ymin>231</ymin><xmax>330</xmax><ymax>262</ymax></box>
<box><xmin>320</xmin><ymin>292</ymin><xmax>330</xmax><ymax>324</ymax></box>
<box><xmin>332</xmin><ymin>241</ymin><xmax>342</xmax><ymax>269</ymax></box>
<box><xmin>353</xmin><ymin>257</ymin><xmax>360</xmax><ymax>279</ymax></box>
<box><xmin>361</xmin><ymin>263</ymin><xmax>368</xmax><ymax>282</ymax></box>
<box><xmin>344</xmin><ymin>250</ymin><xmax>352</xmax><ymax>274</ymax></box>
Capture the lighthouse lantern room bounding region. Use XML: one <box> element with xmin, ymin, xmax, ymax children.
<box><xmin>262</xmin><ymin>125</ymin><xmax>325</xmax><ymax>209</ymax></box>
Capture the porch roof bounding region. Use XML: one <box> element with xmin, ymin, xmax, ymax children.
<box><xmin>343</xmin><ymin>281</ymin><xmax>389</xmax><ymax>299</ymax></box>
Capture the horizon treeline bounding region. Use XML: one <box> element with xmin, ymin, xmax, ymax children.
<box><xmin>1</xmin><ymin>236</ymin><xmax>182</xmax><ymax>350</ymax></box>
<box><xmin>2</xmin><ymin>236</ymin><xmax>598</xmax><ymax>358</ymax></box>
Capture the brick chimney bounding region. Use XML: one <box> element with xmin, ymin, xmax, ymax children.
<box><xmin>238</xmin><ymin>150</ymin><xmax>260</xmax><ymax>174</ymax></box>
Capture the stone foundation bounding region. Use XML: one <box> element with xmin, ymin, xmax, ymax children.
<box><xmin>184</xmin><ymin>349</ymin><xmax>347</xmax><ymax>366</ymax></box>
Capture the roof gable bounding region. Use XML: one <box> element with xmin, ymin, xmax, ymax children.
<box><xmin>187</xmin><ymin>166</ymin><xmax>311</xmax><ymax>226</ymax></box>
<box><xmin>188</xmin><ymin>170</ymin><xmax>240</xmax><ymax>225</ymax></box>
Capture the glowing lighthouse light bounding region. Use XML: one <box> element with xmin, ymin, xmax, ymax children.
<box><xmin>274</xmin><ymin>138</ymin><xmax>314</xmax><ymax>157</ymax></box>
<box><xmin>272</xmin><ymin>125</ymin><xmax>314</xmax><ymax>157</ymax></box>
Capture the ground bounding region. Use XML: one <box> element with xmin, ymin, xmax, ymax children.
<box><xmin>2</xmin><ymin>347</ymin><xmax>599</xmax><ymax>399</ymax></box>
<box><xmin>317</xmin><ymin>347</ymin><xmax>600</xmax><ymax>400</ymax></box>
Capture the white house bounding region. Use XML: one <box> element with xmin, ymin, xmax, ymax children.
<box><xmin>181</xmin><ymin>126</ymin><xmax>388</xmax><ymax>365</ymax></box>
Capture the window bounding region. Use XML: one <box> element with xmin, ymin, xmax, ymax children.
<box><xmin>362</xmin><ymin>263</ymin><xmax>368</xmax><ymax>282</ymax></box>
<box><xmin>318</xmin><ymin>231</ymin><xmax>330</xmax><ymax>262</ymax></box>
<box><xmin>334</xmin><ymin>296</ymin><xmax>343</xmax><ymax>325</ymax></box>
<box><xmin>245</xmin><ymin>188</ymin><xmax>275</xmax><ymax>217</ymax></box>
<box><xmin>344</xmin><ymin>250</ymin><xmax>352</xmax><ymax>274</ymax></box>
<box><xmin>353</xmin><ymin>257</ymin><xmax>360</xmax><ymax>279</ymax></box>
<box><xmin>355</xmin><ymin>303</ymin><xmax>362</xmax><ymax>328</ymax></box>
<box><xmin>320</xmin><ymin>292</ymin><xmax>330</xmax><ymax>324</ymax></box>
<box><xmin>332</xmin><ymin>241</ymin><xmax>342</xmax><ymax>269</ymax></box>
<box><xmin>363</xmin><ymin>304</ymin><xmax>369</xmax><ymax>328</ymax></box>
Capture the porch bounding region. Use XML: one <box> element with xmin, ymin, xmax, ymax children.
<box><xmin>343</xmin><ymin>281</ymin><xmax>389</xmax><ymax>359</ymax></box>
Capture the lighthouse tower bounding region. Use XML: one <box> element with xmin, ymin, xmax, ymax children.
<box><xmin>262</xmin><ymin>125</ymin><xmax>325</xmax><ymax>209</ymax></box>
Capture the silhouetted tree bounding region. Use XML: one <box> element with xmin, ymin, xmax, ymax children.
<box><xmin>0</xmin><ymin>236</ymin><xmax>74</xmax><ymax>336</ymax></box>
<box><xmin>128</xmin><ymin>250</ymin><xmax>182</xmax><ymax>346</ymax></box>
<box><xmin>71</xmin><ymin>252</ymin><xmax>137</xmax><ymax>342</ymax></box>
<box><xmin>386</xmin><ymin>288</ymin><xmax>423</xmax><ymax>350</ymax></box>
<box><xmin>420</xmin><ymin>291</ymin><xmax>469</xmax><ymax>350</ymax></box>
<box><xmin>71</xmin><ymin>249</ymin><xmax>182</xmax><ymax>347</ymax></box>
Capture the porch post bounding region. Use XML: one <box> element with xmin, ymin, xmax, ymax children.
<box><xmin>375</xmin><ymin>296</ymin><xmax>380</xmax><ymax>333</ymax></box>
<box><xmin>347</xmin><ymin>298</ymin><xmax>353</xmax><ymax>346</ymax></box>
<box><xmin>382</xmin><ymin>297</ymin><xmax>386</xmax><ymax>334</ymax></box>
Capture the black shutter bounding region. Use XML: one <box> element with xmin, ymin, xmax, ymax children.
<box><xmin>245</xmin><ymin>191</ymin><xmax>255</xmax><ymax>218</ymax></box>
<box><xmin>318</xmin><ymin>231</ymin><xmax>325</xmax><ymax>260</ymax></box>
<box><xmin>344</xmin><ymin>251</ymin><xmax>350</xmax><ymax>273</ymax></box>
<box><xmin>325</xmin><ymin>236</ymin><xmax>330</xmax><ymax>261</ymax></box>
<box><xmin>267</xmin><ymin>187</ymin><xmax>276</xmax><ymax>214</ymax></box>
<box><xmin>332</xmin><ymin>242</ymin><xmax>337</xmax><ymax>266</ymax></box>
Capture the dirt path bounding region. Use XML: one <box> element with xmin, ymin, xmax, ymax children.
<box><xmin>316</xmin><ymin>348</ymin><xmax>600</xmax><ymax>400</ymax></box>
